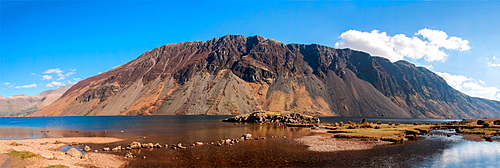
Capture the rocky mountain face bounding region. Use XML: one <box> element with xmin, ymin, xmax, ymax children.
<box><xmin>31</xmin><ymin>35</ymin><xmax>500</xmax><ymax>118</ymax></box>
<box><xmin>0</xmin><ymin>85</ymin><xmax>72</xmax><ymax>116</ymax></box>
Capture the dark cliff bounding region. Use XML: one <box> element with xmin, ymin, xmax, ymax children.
<box><xmin>31</xmin><ymin>35</ymin><xmax>500</xmax><ymax>118</ymax></box>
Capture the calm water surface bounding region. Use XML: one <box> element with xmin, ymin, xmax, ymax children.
<box><xmin>1</xmin><ymin>116</ymin><xmax>498</xmax><ymax>167</ymax></box>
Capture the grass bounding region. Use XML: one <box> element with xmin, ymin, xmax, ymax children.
<box><xmin>457</xmin><ymin>128</ymin><xmax>500</xmax><ymax>135</ymax></box>
<box><xmin>5</xmin><ymin>150</ymin><xmax>41</xmax><ymax>159</ymax></box>
<box><xmin>328</xmin><ymin>124</ymin><xmax>434</xmax><ymax>142</ymax></box>
<box><xmin>44</xmin><ymin>165</ymin><xmax>70</xmax><ymax>168</ymax></box>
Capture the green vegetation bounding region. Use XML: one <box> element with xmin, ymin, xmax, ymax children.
<box><xmin>324</xmin><ymin>121</ymin><xmax>433</xmax><ymax>142</ymax></box>
<box><xmin>44</xmin><ymin>165</ymin><xmax>70</xmax><ymax>168</ymax></box>
<box><xmin>457</xmin><ymin>128</ymin><xmax>500</xmax><ymax>135</ymax></box>
<box><xmin>5</xmin><ymin>150</ymin><xmax>41</xmax><ymax>159</ymax></box>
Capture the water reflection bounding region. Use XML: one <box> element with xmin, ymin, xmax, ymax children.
<box><xmin>430</xmin><ymin>140</ymin><xmax>500</xmax><ymax>167</ymax></box>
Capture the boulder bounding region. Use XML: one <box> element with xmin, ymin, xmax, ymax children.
<box><xmin>66</xmin><ymin>148</ymin><xmax>83</xmax><ymax>158</ymax></box>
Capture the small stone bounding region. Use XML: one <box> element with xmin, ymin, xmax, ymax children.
<box><xmin>103</xmin><ymin>147</ymin><xmax>110</xmax><ymax>151</ymax></box>
<box><xmin>82</xmin><ymin>154</ymin><xmax>89</xmax><ymax>159</ymax></box>
<box><xmin>120</xmin><ymin>130</ymin><xmax>124</xmax><ymax>133</ymax></box>
<box><xmin>84</xmin><ymin>146</ymin><xmax>91</xmax><ymax>152</ymax></box>
<box><xmin>94</xmin><ymin>150</ymin><xmax>99</xmax><ymax>153</ymax></box>
<box><xmin>142</xmin><ymin>156</ymin><xmax>147</xmax><ymax>159</ymax></box>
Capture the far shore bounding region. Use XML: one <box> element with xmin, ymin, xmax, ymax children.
<box><xmin>0</xmin><ymin>137</ymin><xmax>127</xmax><ymax>168</ymax></box>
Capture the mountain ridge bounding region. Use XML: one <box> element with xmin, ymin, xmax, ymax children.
<box><xmin>30</xmin><ymin>35</ymin><xmax>500</xmax><ymax>118</ymax></box>
<box><xmin>0</xmin><ymin>85</ymin><xmax>73</xmax><ymax>116</ymax></box>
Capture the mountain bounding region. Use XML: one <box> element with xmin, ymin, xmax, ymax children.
<box><xmin>30</xmin><ymin>35</ymin><xmax>500</xmax><ymax>118</ymax></box>
<box><xmin>0</xmin><ymin>85</ymin><xmax>72</xmax><ymax>116</ymax></box>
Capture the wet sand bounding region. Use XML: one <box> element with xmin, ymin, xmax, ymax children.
<box><xmin>0</xmin><ymin>137</ymin><xmax>127</xmax><ymax>168</ymax></box>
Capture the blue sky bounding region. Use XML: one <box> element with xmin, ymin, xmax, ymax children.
<box><xmin>1</xmin><ymin>0</ymin><xmax>500</xmax><ymax>101</ymax></box>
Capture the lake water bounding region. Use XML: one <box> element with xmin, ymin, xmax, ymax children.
<box><xmin>1</xmin><ymin>116</ymin><xmax>499</xmax><ymax>167</ymax></box>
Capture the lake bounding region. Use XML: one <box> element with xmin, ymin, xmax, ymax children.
<box><xmin>1</xmin><ymin>116</ymin><xmax>499</xmax><ymax>167</ymax></box>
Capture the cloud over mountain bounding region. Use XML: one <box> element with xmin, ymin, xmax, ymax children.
<box><xmin>334</xmin><ymin>29</ymin><xmax>470</xmax><ymax>62</ymax></box>
<box><xmin>436</xmin><ymin>72</ymin><xmax>500</xmax><ymax>101</ymax></box>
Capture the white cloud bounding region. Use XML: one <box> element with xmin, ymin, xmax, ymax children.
<box><xmin>487</xmin><ymin>62</ymin><xmax>500</xmax><ymax>67</ymax></box>
<box><xmin>15</xmin><ymin>83</ymin><xmax>37</xmax><ymax>89</ymax></box>
<box><xmin>41</xmin><ymin>75</ymin><xmax>53</xmax><ymax>80</ymax></box>
<box><xmin>44</xmin><ymin>68</ymin><xmax>63</xmax><ymax>74</ymax></box>
<box><xmin>334</xmin><ymin>29</ymin><xmax>470</xmax><ymax>62</ymax></box>
<box><xmin>436</xmin><ymin>72</ymin><xmax>500</xmax><ymax>101</ymax></box>
<box><xmin>3</xmin><ymin>82</ymin><xmax>10</xmax><ymax>86</ymax></box>
<box><xmin>41</xmin><ymin>68</ymin><xmax>76</xmax><ymax>81</ymax></box>
<box><xmin>46</xmin><ymin>81</ymin><xmax>65</xmax><ymax>87</ymax></box>
<box><xmin>487</xmin><ymin>56</ymin><xmax>500</xmax><ymax>67</ymax></box>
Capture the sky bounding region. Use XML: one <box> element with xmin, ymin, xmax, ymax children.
<box><xmin>1</xmin><ymin>0</ymin><xmax>500</xmax><ymax>101</ymax></box>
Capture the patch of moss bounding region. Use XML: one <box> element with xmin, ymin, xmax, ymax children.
<box><xmin>5</xmin><ymin>150</ymin><xmax>41</xmax><ymax>159</ymax></box>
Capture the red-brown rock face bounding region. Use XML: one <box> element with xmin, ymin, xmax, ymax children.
<box><xmin>31</xmin><ymin>35</ymin><xmax>500</xmax><ymax>118</ymax></box>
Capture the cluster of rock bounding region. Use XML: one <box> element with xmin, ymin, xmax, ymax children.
<box><xmin>79</xmin><ymin>133</ymin><xmax>289</xmax><ymax>159</ymax></box>
<box><xmin>223</xmin><ymin>111</ymin><xmax>320</xmax><ymax>125</ymax></box>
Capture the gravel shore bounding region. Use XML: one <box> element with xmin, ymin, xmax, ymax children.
<box><xmin>0</xmin><ymin>137</ymin><xmax>127</xmax><ymax>168</ymax></box>
<box><xmin>294</xmin><ymin>135</ymin><xmax>392</xmax><ymax>152</ymax></box>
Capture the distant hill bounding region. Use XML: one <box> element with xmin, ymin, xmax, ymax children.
<box><xmin>30</xmin><ymin>35</ymin><xmax>500</xmax><ymax>118</ymax></box>
<box><xmin>0</xmin><ymin>85</ymin><xmax>72</xmax><ymax>116</ymax></box>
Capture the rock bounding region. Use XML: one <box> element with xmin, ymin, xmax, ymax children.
<box><xmin>147</xmin><ymin>143</ymin><xmax>154</xmax><ymax>148</ymax></box>
<box><xmin>103</xmin><ymin>147</ymin><xmax>110</xmax><ymax>151</ymax></box>
<box><xmin>66</xmin><ymin>148</ymin><xmax>83</xmax><ymax>158</ymax></box>
<box><xmin>120</xmin><ymin>130</ymin><xmax>124</xmax><ymax>133</ymax></box>
<box><xmin>242</xmin><ymin>134</ymin><xmax>253</xmax><ymax>140</ymax></box>
<box><xmin>83</xmin><ymin>146</ymin><xmax>91</xmax><ymax>152</ymax></box>
<box><xmin>196</xmin><ymin>142</ymin><xmax>203</xmax><ymax>146</ymax></box>
<box><xmin>82</xmin><ymin>154</ymin><xmax>89</xmax><ymax>159</ymax></box>
<box><xmin>70</xmin><ymin>142</ymin><xmax>78</xmax><ymax>146</ymax></box>
<box><xmin>154</xmin><ymin>143</ymin><xmax>162</xmax><ymax>148</ymax></box>
<box><xmin>124</xmin><ymin>152</ymin><xmax>134</xmax><ymax>158</ymax></box>
<box><xmin>94</xmin><ymin>150</ymin><xmax>99</xmax><ymax>153</ymax></box>
<box><xmin>164</xmin><ymin>144</ymin><xmax>169</xmax><ymax>148</ymax></box>
<box><xmin>112</xmin><ymin>146</ymin><xmax>122</xmax><ymax>151</ymax></box>
<box><xmin>129</xmin><ymin>142</ymin><xmax>141</xmax><ymax>149</ymax></box>
<box><xmin>177</xmin><ymin>143</ymin><xmax>186</xmax><ymax>149</ymax></box>
<box><xmin>223</xmin><ymin>111</ymin><xmax>320</xmax><ymax>125</ymax></box>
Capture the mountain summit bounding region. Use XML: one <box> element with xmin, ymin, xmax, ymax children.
<box><xmin>31</xmin><ymin>35</ymin><xmax>500</xmax><ymax>118</ymax></box>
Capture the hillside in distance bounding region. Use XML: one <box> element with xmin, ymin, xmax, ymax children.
<box><xmin>31</xmin><ymin>35</ymin><xmax>500</xmax><ymax>118</ymax></box>
<box><xmin>0</xmin><ymin>85</ymin><xmax>72</xmax><ymax>116</ymax></box>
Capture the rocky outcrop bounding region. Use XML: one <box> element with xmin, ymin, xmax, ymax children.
<box><xmin>30</xmin><ymin>35</ymin><xmax>500</xmax><ymax>118</ymax></box>
<box><xmin>223</xmin><ymin>111</ymin><xmax>320</xmax><ymax>124</ymax></box>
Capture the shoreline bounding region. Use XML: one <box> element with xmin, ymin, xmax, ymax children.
<box><xmin>0</xmin><ymin>137</ymin><xmax>127</xmax><ymax>168</ymax></box>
